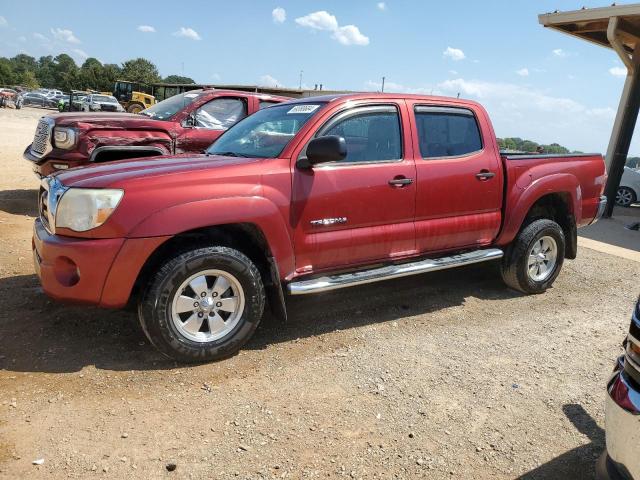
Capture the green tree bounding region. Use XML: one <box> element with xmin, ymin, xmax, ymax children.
<box><xmin>521</xmin><ymin>140</ymin><xmax>539</xmax><ymax>152</ymax></box>
<box><xmin>0</xmin><ymin>57</ymin><xmax>15</xmax><ymax>85</ymax></box>
<box><xmin>163</xmin><ymin>74</ymin><xmax>195</xmax><ymax>84</ymax></box>
<box><xmin>52</xmin><ymin>54</ymin><xmax>79</xmax><ymax>91</ymax></box>
<box><xmin>80</xmin><ymin>57</ymin><xmax>104</xmax><ymax>90</ymax></box>
<box><xmin>21</xmin><ymin>70</ymin><xmax>39</xmax><ymax>89</ymax></box>
<box><xmin>10</xmin><ymin>54</ymin><xmax>37</xmax><ymax>78</ymax></box>
<box><xmin>98</xmin><ymin>63</ymin><xmax>122</xmax><ymax>93</ymax></box>
<box><xmin>120</xmin><ymin>58</ymin><xmax>161</xmax><ymax>84</ymax></box>
<box><xmin>36</xmin><ymin>56</ymin><xmax>56</xmax><ymax>88</ymax></box>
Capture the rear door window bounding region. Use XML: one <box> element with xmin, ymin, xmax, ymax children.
<box><xmin>414</xmin><ymin>106</ymin><xmax>482</xmax><ymax>159</ymax></box>
<box><xmin>195</xmin><ymin>97</ymin><xmax>247</xmax><ymax>130</ymax></box>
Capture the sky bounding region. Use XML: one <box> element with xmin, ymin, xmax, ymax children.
<box><xmin>0</xmin><ymin>0</ymin><xmax>639</xmax><ymax>154</ymax></box>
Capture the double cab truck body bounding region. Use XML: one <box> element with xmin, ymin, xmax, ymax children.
<box><xmin>32</xmin><ymin>93</ymin><xmax>608</xmax><ymax>362</ymax></box>
<box><xmin>24</xmin><ymin>89</ymin><xmax>288</xmax><ymax>177</ymax></box>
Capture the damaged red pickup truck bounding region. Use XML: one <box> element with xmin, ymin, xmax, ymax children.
<box><xmin>24</xmin><ymin>89</ymin><xmax>288</xmax><ymax>177</ymax></box>
<box><xmin>33</xmin><ymin>93</ymin><xmax>608</xmax><ymax>362</ymax></box>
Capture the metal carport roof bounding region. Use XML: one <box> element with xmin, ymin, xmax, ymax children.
<box><xmin>539</xmin><ymin>4</ymin><xmax>640</xmax><ymax>216</ymax></box>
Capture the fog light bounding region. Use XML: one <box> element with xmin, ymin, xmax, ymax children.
<box><xmin>54</xmin><ymin>256</ymin><xmax>80</xmax><ymax>287</ymax></box>
<box><xmin>52</xmin><ymin>163</ymin><xmax>69</xmax><ymax>170</ymax></box>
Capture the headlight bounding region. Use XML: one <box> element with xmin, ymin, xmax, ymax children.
<box><xmin>55</xmin><ymin>188</ymin><xmax>124</xmax><ymax>232</ymax></box>
<box><xmin>53</xmin><ymin>127</ymin><xmax>77</xmax><ymax>149</ymax></box>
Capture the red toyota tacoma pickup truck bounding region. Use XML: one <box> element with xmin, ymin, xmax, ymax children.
<box><xmin>24</xmin><ymin>89</ymin><xmax>288</xmax><ymax>177</ymax></box>
<box><xmin>32</xmin><ymin>93</ymin><xmax>607</xmax><ymax>362</ymax></box>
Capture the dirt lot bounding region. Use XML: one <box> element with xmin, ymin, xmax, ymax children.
<box><xmin>0</xmin><ymin>107</ymin><xmax>638</xmax><ymax>479</ymax></box>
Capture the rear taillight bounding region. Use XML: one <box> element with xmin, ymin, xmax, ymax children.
<box><xmin>627</xmin><ymin>335</ymin><xmax>640</xmax><ymax>368</ymax></box>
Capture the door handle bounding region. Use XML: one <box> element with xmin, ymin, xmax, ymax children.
<box><xmin>475</xmin><ymin>170</ymin><xmax>496</xmax><ymax>181</ymax></box>
<box><xmin>388</xmin><ymin>177</ymin><xmax>413</xmax><ymax>187</ymax></box>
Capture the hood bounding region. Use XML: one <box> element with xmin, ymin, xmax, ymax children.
<box><xmin>54</xmin><ymin>153</ymin><xmax>264</xmax><ymax>189</ymax></box>
<box><xmin>48</xmin><ymin>112</ymin><xmax>161</xmax><ymax>129</ymax></box>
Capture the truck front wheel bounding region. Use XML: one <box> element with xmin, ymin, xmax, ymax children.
<box><xmin>500</xmin><ymin>219</ymin><xmax>565</xmax><ymax>294</ymax></box>
<box><xmin>138</xmin><ymin>246</ymin><xmax>265</xmax><ymax>363</ymax></box>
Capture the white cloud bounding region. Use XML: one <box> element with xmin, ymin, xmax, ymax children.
<box><xmin>377</xmin><ymin>2</ymin><xmax>387</xmax><ymax>10</ymax></box>
<box><xmin>295</xmin><ymin>10</ymin><xmax>369</xmax><ymax>46</ymax></box>
<box><xmin>443</xmin><ymin>46</ymin><xmax>465</xmax><ymax>61</ymax></box>
<box><xmin>259</xmin><ymin>74</ymin><xmax>279</xmax><ymax>87</ymax></box>
<box><xmin>137</xmin><ymin>25</ymin><xmax>156</xmax><ymax>33</ymax></box>
<box><xmin>552</xmin><ymin>48</ymin><xmax>567</xmax><ymax>57</ymax></box>
<box><xmin>272</xmin><ymin>7</ymin><xmax>286</xmax><ymax>24</ymax></box>
<box><xmin>51</xmin><ymin>28</ymin><xmax>81</xmax><ymax>44</ymax></box>
<box><xmin>365</xmin><ymin>79</ymin><xmax>432</xmax><ymax>95</ymax></box>
<box><xmin>172</xmin><ymin>27</ymin><xmax>201</xmax><ymax>41</ymax></box>
<box><xmin>33</xmin><ymin>32</ymin><xmax>47</xmax><ymax>41</ymax></box>
<box><xmin>0</xmin><ymin>16</ymin><xmax>7</xmax><ymax>27</ymax></box>
<box><xmin>72</xmin><ymin>48</ymin><xmax>88</xmax><ymax>59</ymax></box>
<box><xmin>18</xmin><ymin>35</ymin><xmax>26</xmax><ymax>42</ymax></box>
<box><xmin>516</xmin><ymin>68</ymin><xmax>529</xmax><ymax>77</ymax></box>
<box><xmin>332</xmin><ymin>25</ymin><xmax>369</xmax><ymax>46</ymax></box>
<box><xmin>211</xmin><ymin>73</ymin><xmax>221</xmax><ymax>81</ymax></box>
<box><xmin>295</xmin><ymin>11</ymin><xmax>338</xmax><ymax>31</ymax></box>
<box><xmin>438</xmin><ymin>78</ymin><xmax>616</xmax><ymax>152</ymax></box>
<box><xmin>366</xmin><ymin>76</ymin><xmax>620</xmax><ymax>152</ymax></box>
<box><xmin>449</xmin><ymin>70</ymin><xmax>458</xmax><ymax>75</ymax></box>
<box><xmin>609</xmin><ymin>66</ymin><xmax>627</xmax><ymax>77</ymax></box>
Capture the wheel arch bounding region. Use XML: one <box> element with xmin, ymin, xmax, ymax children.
<box><xmin>497</xmin><ymin>174</ymin><xmax>580</xmax><ymax>259</ymax></box>
<box><xmin>132</xmin><ymin>222</ymin><xmax>288</xmax><ymax>321</ymax></box>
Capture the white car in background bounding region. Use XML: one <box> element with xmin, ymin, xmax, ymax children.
<box><xmin>618</xmin><ymin>166</ymin><xmax>640</xmax><ymax>207</ymax></box>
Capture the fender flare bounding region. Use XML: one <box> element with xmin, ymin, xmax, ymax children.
<box><xmin>128</xmin><ymin>196</ymin><xmax>296</xmax><ymax>280</ymax></box>
<box><xmin>496</xmin><ymin>173</ymin><xmax>581</xmax><ymax>246</ymax></box>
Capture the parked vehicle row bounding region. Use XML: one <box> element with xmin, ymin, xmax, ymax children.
<box><xmin>618</xmin><ymin>166</ymin><xmax>640</xmax><ymax>207</ymax></box>
<box><xmin>28</xmin><ymin>92</ymin><xmax>607</xmax><ymax>363</ymax></box>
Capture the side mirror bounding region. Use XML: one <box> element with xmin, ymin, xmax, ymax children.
<box><xmin>299</xmin><ymin>135</ymin><xmax>347</xmax><ymax>169</ymax></box>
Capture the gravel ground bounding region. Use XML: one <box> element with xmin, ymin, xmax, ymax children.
<box><xmin>0</xmin><ymin>107</ymin><xmax>638</xmax><ymax>479</ymax></box>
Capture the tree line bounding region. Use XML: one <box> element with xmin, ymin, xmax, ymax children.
<box><xmin>497</xmin><ymin>137</ymin><xmax>575</xmax><ymax>154</ymax></box>
<box><xmin>498</xmin><ymin>137</ymin><xmax>640</xmax><ymax>166</ymax></box>
<box><xmin>0</xmin><ymin>53</ymin><xmax>195</xmax><ymax>92</ymax></box>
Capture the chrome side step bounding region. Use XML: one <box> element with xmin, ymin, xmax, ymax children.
<box><xmin>287</xmin><ymin>248</ymin><xmax>504</xmax><ymax>295</ymax></box>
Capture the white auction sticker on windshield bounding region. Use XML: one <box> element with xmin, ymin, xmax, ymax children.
<box><xmin>287</xmin><ymin>104</ymin><xmax>320</xmax><ymax>114</ymax></box>
<box><xmin>184</xmin><ymin>93</ymin><xmax>199</xmax><ymax>98</ymax></box>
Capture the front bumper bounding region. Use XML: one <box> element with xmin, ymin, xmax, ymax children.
<box><xmin>597</xmin><ymin>359</ymin><xmax>640</xmax><ymax>480</ymax></box>
<box><xmin>32</xmin><ymin>218</ymin><xmax>170</xmax><ymax>308</ymax></box>
<box><xmin>32</xmin><ymin>218</ymin><xmax>125</xmax><ymax>305</ymax></box>
<box><xmin>24</xmin><ymin>145</ymin><xmax>82</xmax><ymax>178</ymax></box>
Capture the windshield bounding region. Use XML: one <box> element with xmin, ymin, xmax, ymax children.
<box><xmin>141</xmin><ymin>91</ymin><xmax>200</xmax><ymax>120</ymax></box>
<box><xmin>93</xmin><ymin>95</ymin><xmax>116</xmax><ymax>103</ymax></box>
<box><xmin>206</xmin><ymin>103</ymin><xmax>325</xmax><ymax>158</ymax></box>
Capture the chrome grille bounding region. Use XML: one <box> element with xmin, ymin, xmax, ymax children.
<box><xmin>38</xmin><ymin>177</ymin><xmax>67</xmax><ymax>234</ymax></box>
<box><xmin>30</xmin><ymin>117</ymin><xmax>54</xmax><ymax>158</ymax></box>
<box><xmin>39</xmin><ymin>187</ymin><xmax>50</xmax><ymax>231</ymax></box>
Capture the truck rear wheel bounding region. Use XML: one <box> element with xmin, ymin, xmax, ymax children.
<box><xmin>138</xmin><ymin>246</ymin><xmax>265</xmax><ymax>363</ymax></box>
<box><xmin>500</xmin><ymin>219</ymin><xmax>565</xmax><ymax>294</ymax></box>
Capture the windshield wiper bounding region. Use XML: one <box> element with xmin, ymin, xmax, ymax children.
<box><xmin>209</xmin><ymin>151</ymin><xmax>254</xmax><ymax>158</ymax></box>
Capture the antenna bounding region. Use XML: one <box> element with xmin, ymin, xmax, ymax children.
<box><xmin>299</xmin><ymin>70</ymin><xmax>303</xmax><ymax>90</ymax></box>
<box><xmin>381</xmin><ymin>76</ymin><xmax>385</xmax><ymax>93</ymax></box>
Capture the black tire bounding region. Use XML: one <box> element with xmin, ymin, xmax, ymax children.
<box><xmin>138</xmin><ymin>246</ymin><xmax>265</xmax><ymax>363</ymax></box>
<box><xmin>127</xmin><ymin>103</ymin><xmax>144</xmax><ymax>114</ymax></box>
<box><xmin>500</xmin><ymin>219</ymin><xmax>565</xmax><ymax>294</ymax></box>
<box><xmin>616</xmin><ymin>186</ymin><xmax>637</xmax><ymax>207</ymax></box>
